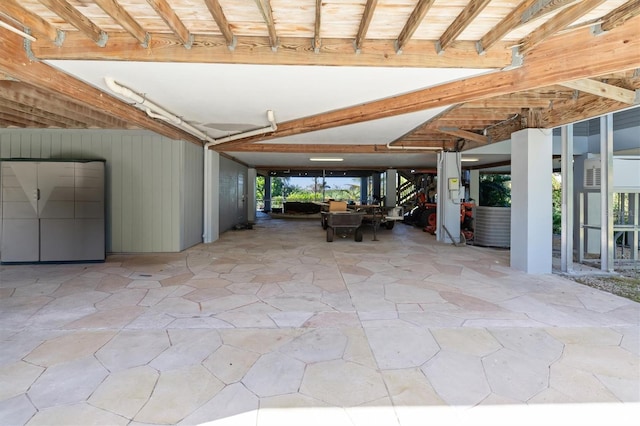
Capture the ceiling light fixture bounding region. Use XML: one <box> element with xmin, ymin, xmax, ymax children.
<box><xmin>309</xmin><ymin>158</ymin><xmax>344</xmax><ymax>162</ymax></box>
<box><xmin>461</xmin><ymin>158</ymin><xmax>480</xmax><ymax>162</ymax></box>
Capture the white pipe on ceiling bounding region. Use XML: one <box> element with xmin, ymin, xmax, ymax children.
<box><xmin>104</xmin><ymin>77</ymin><xmax>277</xmax><ymax>146</ymax></box>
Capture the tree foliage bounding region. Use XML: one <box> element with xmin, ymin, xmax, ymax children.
<box><xmin>479</xmin><ymin>174</ymin><xmax>511</xmax><ymax>207</ymax></box>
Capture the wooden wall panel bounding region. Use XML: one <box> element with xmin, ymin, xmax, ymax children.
<box><xmin>0</xmin><ymin>129</ymin><xmax>188</xmax><ymax>253</ymax></box>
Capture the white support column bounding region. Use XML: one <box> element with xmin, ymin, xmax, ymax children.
<box><xmin>248</xmin><ymin>168</ymin><xmax>257</xmax><ymax>223</ymax></box>
<box><xmin>561</xmin><ymin>125</ymin><xmax>574</xmax><ymax>273</ymax></box>
<box><xmin>203</xmin><ymin>149</ymin><xmax>220</xmax><ymax>244</ymax></box>
<box><xmin>600</xmin><ymin>114</ymin><xmax>614</xmax><ymax>272</ymax></box>
<box><xmin>469</xmin><ymin>169</ymin><xmax>480</xmax><ymax>204</ymax></box>
<box><xmin>436</xmin><ymin>151</ymin><xmax>462</xmax><ymax>244</ymax></box>
<box><xmin>385</xmin><ymin>169</ymin><xmax>397</xmax><ymax>207</ymax></box>
<box><xmin>511</xmin><ymin>128</ymin><xmax>553</xmax><ymax>273</ymax></box>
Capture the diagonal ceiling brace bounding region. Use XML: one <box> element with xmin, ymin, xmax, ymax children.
<box><xmin>558</xmin><ymin>79</ymin><xmax>639</xmax><ymax>104</ymax></box>
<box><xmin>438</xmin><ymin>127</ymin><xmax>488</xmax><ymax>144</ymax></box>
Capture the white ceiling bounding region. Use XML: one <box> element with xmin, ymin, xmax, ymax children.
<box><xmin>46</xmin><ymin>60</ymin><xmax>492</xmax><ymax>169</ymax></box>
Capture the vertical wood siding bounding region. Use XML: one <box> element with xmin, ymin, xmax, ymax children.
<box><xmin>0</xmin><ymin>129</ymin><xmax>199</xmax><ymax>253</ymax></box>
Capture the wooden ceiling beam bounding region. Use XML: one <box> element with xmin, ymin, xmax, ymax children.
<box><xmin>541</xmin><ymin>93</ymin><xmax>634</xmax><ymax>128</ymax></box>
<box><xmin>214</xmin><ymin>17</ymin><xmax>640</xmax><ymax>150</ymax></box>
<box><xmin>0</xmin><ymin>81</ymin><xmax>131</xmax><ymax>129</ymax></box>
<box><xmin>0</xmin><ymin>98</ymin><xmax>89</xmax><ymax>128</ymax></box>
<box><xmin>30</xmin><ymin>33</ymin><xmax>512</xmax><ymax>68</ymax></box>
<box><xmin>37</xmin><ymin>0</ymin><xmax>108</xmax><ymax>47</ymax></box>
<box><xmin>354</xmin><ymin>0</ymin><xmax>378</xmax><ymax>53</ymax></box>
<box><xmin>313</xmin><ymin>0</ymin><xmax>321</xmax><ymax>52</ymax></box>
<box><xmin>254</xmin><ymin>0</ymin><xmax>278</xmax><ymax>51</ymax></box>
<box><xmin>438</xmin><ymin>109</ymin><xmax>521</xmax><ymax>120</ymax></box>
<box><xmin>224</xmin><ymin>143</ymin><xmax>446</xmax><ymax>154</ymax></box>
<box><xmin>395</xmin><ymin>0</ymin><xmax>436</xmax><ymax>54</ymax></box>
<box><xmin>94</xmin><ymin>0</ymin><xmax>149</xmax><ymax>46</ymax></box>
<box><xmin>519</xmin><ymin>0</ymin><xmax>605</xmax><ymax>54</ymax></box>
<box><xmin>477</xmin><ymin>0</ymin><xmax>579</xmax><ymax>54</ymax></box>
<box><xmin>0</xmin><ymin>104</ymin><xmax>71</xmax><ymax>128</ymax></box>
<box><xmin>0</xmin><ymin>0</ymin><xmax>63</xmax><ymax>44</ymax></box>
<box><xmin>463</xmin><ymin>98</ymin><xmax>552</xmax><ymax>108</ymax></box>
<box><xmin>599</xmin><ymin>0</ymin><xmax>640</xmax><ymax>32</ymax></box>
<box><xmin>0</xmin><ymin>31</ymin><xmax>200</xmax><ymax>143</ymax></box>
<box><xmin>558</xmin><ymin>79</ymin><xmax>638</xmax><ymax>104</ymax></box>
<box><xmin>438</xmin><ymin>127</ymin><xmax>488</xmax><ymax>144</ymax></box>
<box><xmin>388</xmin><ymin>105</ymin><xmax>460</xmax><ymax>146</ymax></box>
<box><xmin>203</xmin><ymin>0</ymin><xmax>236</xmax><ymax>50</ymax></box>
<box><xmin>437</xmin><ymin>0</ymin><xmax>491</xmax><ymax>54</ymax></box>
<box><xmin>146</xmin><ymin>0</ymin><xmax>193</xmax><ymax>48</ymax></box>
<box><xmin>0</xmin><ymin>110</ymin><xmax>52</xmax><ymax>128</ymax></box>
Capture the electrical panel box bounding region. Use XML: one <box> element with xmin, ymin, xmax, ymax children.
<box><xmin>448</xmin><ymin>178</ymin><xmax>460</xmax><ymax>191</ymax></box>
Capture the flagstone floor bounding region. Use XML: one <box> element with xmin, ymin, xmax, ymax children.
<box><xmin>1</xmin><ymin>215</ymin><xmax>638</xmax><ymax>425</ymax></box>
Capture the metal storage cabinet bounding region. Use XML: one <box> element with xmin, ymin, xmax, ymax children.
<box><xmin>0</xmin><ymin>159</ymin><xmax>105</xmax><ymax>263</ymax></box>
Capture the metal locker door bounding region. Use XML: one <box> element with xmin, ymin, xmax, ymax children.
<box><xmin>1</xmin><ymin>162</ymin><xmax>39</xmax><ymax>262</ymax></box>
<box><xmin>39</xmin><ymin>162</ymin><xmax>76</xmax><ymax>261</ymax></box>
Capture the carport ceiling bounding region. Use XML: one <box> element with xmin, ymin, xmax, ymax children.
<box><xmin>1</xmin><ymin>1</ymin><xmax>639</xmax><ymax>171</ymax></box>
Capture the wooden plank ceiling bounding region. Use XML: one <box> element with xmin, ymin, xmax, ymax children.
<box><xmin>0</xmin><ymin>0</ymin><xmax>639</xmax><ymax>159</ymax></box>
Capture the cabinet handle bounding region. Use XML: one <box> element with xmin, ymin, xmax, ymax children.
<box><xmin>37</xmin><ymin>188</ymin><xmax>40</xmax><ymax>200</ymax></box>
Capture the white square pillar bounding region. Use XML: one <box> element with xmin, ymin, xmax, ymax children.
<box><xmin>248</xmin><ymin>168</ymin><xmax>257</xmax><ymax>223</ymax></box>
<box><xmin>385</xmin><ymin>169</ymin><xmax>397</xmax><ymax>207</ymax></box>
<box><xmin>436</xmin><ymin>151</ymin><xmax>462</xmax><ymax>244</ymax></box>
<box><xmin>203</xmin><ymin>149</ymin><xmax>220</xmax><ymax>243</ymax></box>
<box><xmin>510</xmin><ymin>129</ymin><xmax>553</xmax><ymax>273</ymax></box>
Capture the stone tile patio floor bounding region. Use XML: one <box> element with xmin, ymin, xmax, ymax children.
<box><xmin>0</xmin><ymin>215</ymin><xmax>638</xmax><ymax>425</ymax></box>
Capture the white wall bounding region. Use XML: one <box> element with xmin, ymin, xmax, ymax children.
<box><xmin>0</xmin><ymin>129</ymin><xmax>202</xmax><ymax>253</ymax></box>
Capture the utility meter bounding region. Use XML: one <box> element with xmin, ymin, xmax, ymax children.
<box><xmin>448</xmin><ymin>178</ymin><xmax>459</xmax><ymax>199</ymax></box>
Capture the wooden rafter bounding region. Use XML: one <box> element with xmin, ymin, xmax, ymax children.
<box><xmin>313</xmin><ymin>0</ymin><xmax>321</xmax><ymax>52</ymax></box>
<box><xmin>388</xmin><ymin>105</ymin><xmax>460</xmax><ymax>146</ymax></box>
<box><xmin>0</xmin><ymin>81</ymin><xmax>133</xmax><ymax>129</ymax></box>
<box><xmin>38</xmin><ymin>0</ymin><xmax>107</xmax><ymax>47</ymax></box>
<box><xmin>436</xmin><ymin>0</ymin><xmax>491</xmax><ymax>54</ymax></box>
<box><xmin>224</xmin><ymin>143</ymin><xmax>447</xmax><ymax>154</ymax></box>
<box><xmin>541</xmin><ymin>93</ymin><xmax>636</xmax><ymax>128</ymax></box>
<box><xmin>0</xmin><ymin>97</ymin><xmax>89</xmax><ymax>128</ymax></box>
<box><xmin>354</xmin><ymin>0</ymin><xmax>378</xmax><ymax>52</ymax></box>
<box><xmin>203</xmin><ymin>0</ymin><xmax>236</xmax><ymax>50</ymax></box>
<box><xmin>464</xmin><ymin>98</ymin><xmax>552</xmax><ymax>109</ymax></box>
<box><xmin>476</xmin><ymin>0</ymin><xmax>579</xmax><ymax>54</ymax></box>
<box><xmin>0</xmin><ymin>103</ymin><xmax>75</xmax><ymax>129</ymax></box>
<box><xmin>599</xmin><ymin>0</ymin><xmax>640</xmax><ymax>32</ymax></box>
<box><xmin>30</xmin><ymin>33</ymin><xmax>512</xmax><ymax>69</ymax></box>
<box><xmin>146</xmin><ymin>0</ymin><xmax>193</xmax><ymax>48</ymax></box>
<box><xmin>94</xmin><ymin>0</ymin><xmax>149</xmax><ymax>46</ymax></box>
<box><xmin>0</xmin><ymin>0</ymin><xmax>62</xmax><ymax>44</ymax></box>
<box><xmin>437</xmin><ymin>109</ymin><xmax>520</xmax><ymax>121</ymax></box>
<box><xmin>0</xmin><ymin>31</ymin><xmax>200</xmax><ymax>143</ymax></box>
<box><xmin>519</xmin><ymin>0</ymin><xmax>605</xmax><ymax>54</ymax></box>
<box><xmin>438</xmin><ymin>127</ymin><xmax>488</xmax><ymax>144</ymax></box>
<box><xmin>395</xmin><ymin>0</ymin><xmax>436</xmax><ymax>54</ymax></box>
<box><xmin>254</xmin><ymin>0</ymin><xmax>278</xmax><ymax>50</ymax></box>
<box><xmin>558</xmin><ymin>79</ymin><xmax>638</xmax><ymax>104</ymax></box>
<box><xmin>214</xmin><ymin>17</ymin><xmax>640</xmax><ymax>149</ymax></box>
